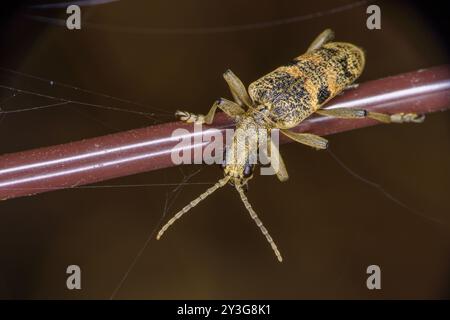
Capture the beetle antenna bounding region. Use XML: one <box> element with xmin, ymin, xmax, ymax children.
<box><xmin>236</xmin><ymin>185</ymin><xmax>283</xmax><ymax>262</ymax></box>
<box><xmin>157</xmin><ymin>176</ymin><xmax>230</xmax><ymax>240</ymax></box>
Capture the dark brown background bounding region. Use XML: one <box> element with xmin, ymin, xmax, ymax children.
<box><xmin>0</xmin><ymin>0</ymin><xmax>449</xmax><ymax>299</ymax></box>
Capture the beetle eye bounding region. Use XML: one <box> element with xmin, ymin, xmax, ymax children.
<box><xmin>243</xmin><ymin>164</ymin><xmax>253</xmax><ymax>178</ymax></box>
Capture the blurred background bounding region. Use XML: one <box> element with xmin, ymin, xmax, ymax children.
<box><xmin>0</xmin><ymin>0</ymin><xmax>449</xmax><ymax>299</ymax></box>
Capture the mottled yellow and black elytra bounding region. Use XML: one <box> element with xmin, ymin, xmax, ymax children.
<box><xmin>249</xmin><ymin>41</ymin><xmax>365</xmax><ymax>129</ymax></box>
<box><xmin>158</xmin><ymin>29</ymin><xmax>424</xmax><ymax>262</ymax></box>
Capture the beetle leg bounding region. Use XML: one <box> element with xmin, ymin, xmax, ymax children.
<box><xmin>223</xmin><ymin>69</ymin><xmax>253</xmax><ymax>107</ymax></box>
<box><xmin>317</xmin><ymin>108</ymin><xmax>367</xmax><ymax>119</ymax></box>
<box><xmin>345</xmin><ymin>83</ymin><xmax>359</xmax><ymax>90</ymax></box>
<box><xmin>306</xmin><ymin>28</ymin><xmax>335</xmax><ymax>52</ymax></box>
<box><xmin>317</xmin><ymin>108</ymin><xmax>425</xmax><ymax>123</ymax></box>
<box><xmin>281</xmin><ymin>130</ymin><xmax>329</xmax><ymax>150</ymax></box>
<box><xmin>367</xmin><ymin>112</ymin><xmax>425</xmax><ymax>123</ymax></box>
<box><xmin>176</xmin><ymin>98</ymin><xmax>245</xmax><ymax>125</ymax></box>
<box><xmin>268</xmin><ymin>136</ymin><xmax>289</xmax><ymax>182</ymax></box>
<box><xmin>337</xmin><ymin>83</ymin><xmax>359</xmax><ymax>96</ymax></box>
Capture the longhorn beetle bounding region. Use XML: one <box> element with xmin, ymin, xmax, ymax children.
<box><xmin>156</xmin><ymin>29</ymin><xmax>424</xmax><ymax>262</ymax></box>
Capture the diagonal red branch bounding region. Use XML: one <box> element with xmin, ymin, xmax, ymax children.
<box><xmin>0</xmin><ymin>65</ymin><xmax>449</xmax><ymax>200</ymax></box>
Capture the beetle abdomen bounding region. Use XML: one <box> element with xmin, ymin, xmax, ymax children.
<box><xmin>248</xmin><ymin>42</ymin><xmax>365</xmax><ymax>129</ymax></box>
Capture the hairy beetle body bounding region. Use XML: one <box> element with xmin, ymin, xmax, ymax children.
<box><xmin>159</xmin><ymin>30</ymin><xmax>423</xmax><ymax>263</ymax></box>
<box><xmin>248</xmin><ymin>42</ymin><xmax>365</xmax><ymax>129</ymax></box>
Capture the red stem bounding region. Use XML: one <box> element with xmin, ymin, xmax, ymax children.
<box><xmin>0</xmin><ymin>65</ymin><xmax>449</xmax><ymax>200</ymax></box>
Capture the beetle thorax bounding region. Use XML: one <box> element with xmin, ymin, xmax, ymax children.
<box><xmin>223</xmin><ymin>115</ymin><xmax>262</xmax><ymax>186</ymax></box>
